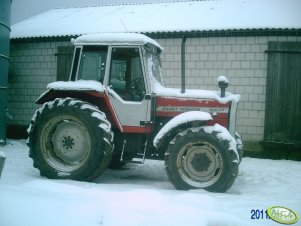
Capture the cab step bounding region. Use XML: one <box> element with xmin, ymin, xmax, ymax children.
<box><xmin>120</xmin><ymin>139</ymin><xmax>148</xmax><ymax>164</ymax></box>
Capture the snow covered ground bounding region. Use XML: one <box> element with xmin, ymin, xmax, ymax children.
<box><xmin>0</xmin><ymin>140</ymin><xmax>300</xmax><ymax>226</ymax></box>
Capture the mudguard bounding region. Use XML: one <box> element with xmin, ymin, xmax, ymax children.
<box><xmin>36</xmin><ymin>81</ymin><xmax>105</xmax><ymax>104</ymax></box>
<box><xmin>153</xmin><ymin>111</ymin><xmax>212</xmax><ymax>150</ymax></box>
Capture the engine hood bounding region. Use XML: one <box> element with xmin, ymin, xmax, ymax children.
<box><xmin>154</xmin><ymin>84</ymin><xmax>240</xmax><ymax>104</ymax></box>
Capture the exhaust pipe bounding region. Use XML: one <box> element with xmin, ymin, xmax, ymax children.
<box><xmin>217</xmin><ymin>76</ymin><xmax>229</xmax><ymax>97</ymax></box>
<box><xmin>181</xmin><ymin>36</ymin><xmax>187</xmax><ymax>94</ymax></box>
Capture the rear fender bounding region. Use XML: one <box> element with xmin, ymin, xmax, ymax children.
<box><xmin>153</xmin><ymin>111</ymin><xmax>212</xmax><ymax>151</ymax></box>
<box><xmin>36</xmin><ymin>89</ymin><xmax>123</xmax><ymax>132</ymax></box>
<box><xmin>36</xmin><ymin>89</ymin><xmax>104</xmax><ymax>105</ymax></box>
<box><xmin>36</xmin><ymin>80</ymin><xmax>106</xmax><ymax>104</ymax></box>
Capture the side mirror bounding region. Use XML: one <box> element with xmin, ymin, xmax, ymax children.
<box><xmin>217</xmin><ymin>76</ymin><xmax>229</xmax><ymax>97</ymax></box>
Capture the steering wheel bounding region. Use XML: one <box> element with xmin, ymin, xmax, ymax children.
<box><xmin>129</xmin><ymin>78</ymin><xmax>144</xmax><ymax>101</ymax></box>
<box><xmin>129</xmin><ymin>77</ymin><xmax>142</xmax><ymax>90</ymax></box>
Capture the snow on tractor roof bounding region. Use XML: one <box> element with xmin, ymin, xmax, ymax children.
<box><xmin>73</xmin><ymin>33</ymin><xmax>163</xmax><ymax>50</ymax></box>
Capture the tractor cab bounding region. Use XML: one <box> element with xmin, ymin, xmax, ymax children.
<box><xmin>68</xmin><ymin>33</ymin><xmax>163</xmax><ymax>131</ymax></box>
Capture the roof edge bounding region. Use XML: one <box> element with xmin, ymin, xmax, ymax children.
<box><xmin>147</xmin><ymin>28</ymin><xmax>301</xmax><ymax>39</ymax></box>
<box><xmin>52</xmin><ymin>0</ymin><xmax>197</xmax><ymax>10</ymax></box>
<box><xmin>10</xmin><ymin>29</ymin><xmax>301</xmax><ymax>43</ymax></box>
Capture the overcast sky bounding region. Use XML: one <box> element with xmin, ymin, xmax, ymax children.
<box><xmin>11</xmin><ymin>0</ymin><xmax>191</xmax><ymax>25</ymax></box>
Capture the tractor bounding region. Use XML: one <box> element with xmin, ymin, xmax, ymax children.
<box><xmin>27</xmin><ymin>33</ymin><xmax>243</xmax><ymax>192</ymax></box>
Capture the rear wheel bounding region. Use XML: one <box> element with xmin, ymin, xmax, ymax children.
<box><xmin>27</xmin><ymin>98</ymin><xmax>113</xmax><ymax>181</ymax></box>
<box><xmin>165</xmin><ymin>126</ymin><xmax>238</xmax><ymax>192</ymax></box>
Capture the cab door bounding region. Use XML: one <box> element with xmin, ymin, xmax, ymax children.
<box><xmin>106</xmin><ymin>47</ymin><xmax>152</xmax><ymax>133</ymax></box>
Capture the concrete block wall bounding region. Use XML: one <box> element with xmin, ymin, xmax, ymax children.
<box><xmin>8</xmin><ymin>40</ymin><xmax>71</xmax><ymax>126</ymax></box>
<box><xmin>156</xmin><ymin>36</ymin><xmax>301</xmax><ymax>142</ymax></box>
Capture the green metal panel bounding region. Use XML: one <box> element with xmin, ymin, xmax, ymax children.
<box><xmin>265</xmin><ymin>42</ymin><xmax>301</xmax><ymax>147</ymax></box>
<box><xmin>0</xmin><ymin>0</ymin><xmax>11</xmax><ymax>145</ymax></box>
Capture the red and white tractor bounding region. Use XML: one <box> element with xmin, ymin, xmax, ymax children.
<box><xmin>28</xmin><ymin>33</ymin><xmax>242</xmax><ymax>192</ymax></box>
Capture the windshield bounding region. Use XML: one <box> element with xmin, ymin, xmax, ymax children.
<box><xmin>145</xmin><ymin>50</ymin><xmax>165</xmax><ymax>86</ymax></box>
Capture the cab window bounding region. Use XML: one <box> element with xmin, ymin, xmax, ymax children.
<box><xmin>77</xmin><ymin>46</ymin><xmax>108</xmax><ymax>83</ymax></box>
<box><xmin>109</xmin><ymin>47</ymin><xmax>146</xmax><ymax>101</ymax></box>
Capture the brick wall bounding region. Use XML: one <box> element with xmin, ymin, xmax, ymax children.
<box><xmin>8</xmin><ymin>35</ymin><xmax>301</xmax><ymax>142</ymax></box>
<box><xmin>8</xmin><ymin>41</ymin><xmax>71</xmax><ymax>126</ymax></box>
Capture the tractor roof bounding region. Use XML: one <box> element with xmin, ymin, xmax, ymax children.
<box><xmin>72</xmin><ymin>33</ymin><xmax>163</xmax><ymax>50</ymax></box>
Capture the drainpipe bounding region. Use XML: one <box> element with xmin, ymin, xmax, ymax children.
<box><xmin>0</xmin><ymin>0</ymin><xmax>11</xmax><ymax>146</ymax></box>
<box><xmin>181</xmin><ymin>36</ymin><xmax>187</xmax><ymax>94</ymax></box>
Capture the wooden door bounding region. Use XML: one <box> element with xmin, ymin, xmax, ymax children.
<box><xmin>265</xmin><ymin>42</ymin><xmax>301</xmax><ymax>147</ymax></box>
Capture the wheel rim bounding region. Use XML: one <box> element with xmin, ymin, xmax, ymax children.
<box><xmin>40</xmin><ymin>115</ymin><xmax>91</xmax><ymax>172</ymax></box>
<box><xmin>177</xmin><ymin>141</ymin><xmax>223</xmax><ymax>188</ymax></box>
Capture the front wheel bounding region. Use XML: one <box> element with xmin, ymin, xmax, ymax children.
<box><xmin>27</xmin><ymin>98</ymin><xmax>113</xmax><ymax>181</ymax></box>
<box><xmin>165</xmin><ymin>126</ymin><xmax>239</xmax><ymax>192</ymax></box>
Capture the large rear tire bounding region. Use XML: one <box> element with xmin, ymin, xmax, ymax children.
<box><xmin>165</xmin><ymin>126</ymin><xmax>239</xmax><ymax>192</ymax></box>
<box><xmin>27</xmin><ymin>98</ymin><xmax>113</xmax><ymax>181</ymax></box>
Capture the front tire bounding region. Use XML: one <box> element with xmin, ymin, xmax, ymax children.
<box><xmin>165</xmin><ymin>126</ymin><xmax>239</xmax><ymax>192</ymax></box>
<box><xmin>27</xmin><ymin>98</ymin><xmax>113</xmax><ymax>181</ymax></box>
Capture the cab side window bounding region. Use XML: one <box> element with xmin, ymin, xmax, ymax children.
<box><xmin>109</xmin><ymin>48</ymin><xmax>146</xmax><ymax>102</ymax></box>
